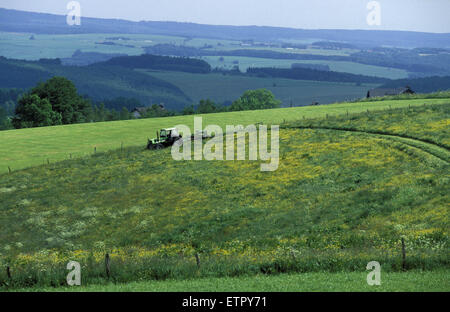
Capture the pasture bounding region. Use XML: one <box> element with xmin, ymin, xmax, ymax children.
<box><xmin>0</xmin><ymin>32</ymin><xmax>352</xmax><ymax>61</ymax></box>
<box><xmin>12</xmin><ymin>271</ymin><xmax>450</xmax><ymax>292</ymax></box>
<box><xmin>200</xmin><ymin>56</ymin><xmax>409</xmax><ymax>79</ymax></box>
<box><xmin>147</xmin><ymin>71</ymin><xmax>379</xmax><ymax>105</ymax></box>
<box><xmin>0</xmin><ymin>98</ymin><xmax>447</xmax><ymax>173</ymax></box>
<box><xmin>0</xmin><ymin>103</ymin><xmax>448</xmax><ymax>289</ymax></box>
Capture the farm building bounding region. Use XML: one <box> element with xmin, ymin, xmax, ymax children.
<box><xmin>366</xmin><ymin>86</ymin><xmax>415</xmax><ymax>98</ymax></box>
<box><xmin>131</xmin><ymin>104</ymin><xmax>166</xmax><ymax>118</ymax></box>
<box><xmin>131</xmin><ymin>107</ymin><xmax>148</xmax><ymax>119</ymax></box>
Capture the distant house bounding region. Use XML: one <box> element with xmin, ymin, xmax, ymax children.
<box><xmin>131</xmin><ymin>104</ymin><xmax>166</xmax><ymax>118</ymax></box>
<box><xmin>366</xmin><ymin>86</ymin><xmax>415</xmax><ymax>98</ymax></box>
<box><xmin>131</xmin><ymin>107</ymin><xmax>148</xmax><ymax>119</ymax></box>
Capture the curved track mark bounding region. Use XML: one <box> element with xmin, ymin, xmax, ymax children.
<box><xmin>287</xmin><ymin>126</ymin><xmax>450</xmax><ymax>164</ymax></box>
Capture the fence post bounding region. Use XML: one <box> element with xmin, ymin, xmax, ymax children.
<box><xmin>6</xmin><ymin>266</ymin><xmax>11</xmax><ymax>279</ymax></box>
<box><xmin>8</xmin><ymin>166</ymin><xmax>11</xmax><ymax>174</ymax></box>
<box><xmin>195</xmin><ymin>253</ymin><xmax>200</xmax><ymax>268</ymax></box>
<box><xmin>94</xmin><ymin>147</ymin><xmax>97</xmax><ymax>154</ymax></box>
<box><xmin>105</xmin><ymin>253</ymin><xmax>111</xmax><ymax>278</ymax></box>
<box><xmin>47</xmin><ymin>159</ymin><xmax>50</xmax><ymax>165</ymax></box>
<box><xmin>401</xmin><ymin>237</ymin><xmax>406</xmax><ymax>271</ymax></box>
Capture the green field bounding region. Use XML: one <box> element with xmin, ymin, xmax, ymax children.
<box><xmin>12</xmin><ymin>271</ymin><xmax>450</xmax><ymax>292</ymax></box>
<box><xmin>0</xmin><ymin>32</ymin><xmax>407</xmax><ymax>80</ymax></box>
<box><xmin>204</xmin><ymin>45</ymin><xmax>358</xmax><ymax>56</ymax></box>
<box><xmin>0</xmin><ymin>32</ymin><xmax>186</xmax><ymax>60</ymax></box>
<box><xmin>0</xmin><ymin>102</ymin><xmax>448</xmax><ymax>289</ymax></box>
<box><xmin>200</xmin><ymin>56</ymin><xmax>409</xmax><ymax>79</ymax></box>
<box><xmin>1</xmin><ymin>98</ymin><xmax>447</xmax><ymax>173</ymax></box>
<box><xmin>0</xmin><ymin>32</ymin><xmax>351</xmax><ymax>61</ymax></box>
<box><xmin>147</xmin><ymin>70</ymin><xmax>380</xmax><ymax>105</ymax></box>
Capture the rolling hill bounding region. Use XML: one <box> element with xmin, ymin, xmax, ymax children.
<box><xmin>1</xmin><ymin>8</ymin><xmax>449</xmax><ymax>48</ymax></box>
<box><xmin>1</xmin><ymin>97</ymin><xmax>447</xmax><ymax>173</ymax></box>
<box><xmin>0</xmin><ymin>55</ymin><xmax>383</xmax><ymax>112</ymax></box>
<box><xmin>0</xmin><ymin>100</ymin><xmax>448</xmax><ymax>288</ymax></box>
<box><xmin>0</xmin><ymin>57</ymin><xmax>192</xmax><ymax>110</ymax></box>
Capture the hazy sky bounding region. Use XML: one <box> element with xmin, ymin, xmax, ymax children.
<box><xmin>1</xmin><ymin>0</ymin><xmax>449</xmax><ymax>33</ymax></box>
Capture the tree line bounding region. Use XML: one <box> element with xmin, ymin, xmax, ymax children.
<box><xmin>3</xmin><ymin>77</ymin><xmax>281</xmax><ymax>130</ymax></box>
<box><xmin>246</xmin><ymin>67</ymin><xmax>388</xmax><ymax>83</ymax></box>
<box><xmin>3</xmin><ymin>77</ymin><xmax>133</xmax><ymax>129</ymax></box>
<box><xmin>98</xmin><ymin>54</ymin><xmax>212</xmax><ymax>74</ymax></box>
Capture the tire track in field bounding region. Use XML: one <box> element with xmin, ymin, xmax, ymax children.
<box><xmin>286</xmin><ymin>126</ymin><xmax>450</xmax><ymax>164</ymax></box>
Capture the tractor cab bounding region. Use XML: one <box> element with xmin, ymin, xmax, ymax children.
<box><xmin>160</xmin><ymin>128</ymin><xmax>179</xmax><ymax>139</ymax></box>
<box><xmin>147</xmin><ymin>128</ymin><xmax>182</xmax><ymax>150</ymax></box>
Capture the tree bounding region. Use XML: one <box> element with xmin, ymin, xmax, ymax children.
<box><xmin>12</xmin><ymin>94</ymin><xmax>62</xmax><ymax>129</ymax></box>
<box><xmin>95</xmin><ymin>103</ymin><xmax>106</xmax><ymax>122</ymax></box>
<box><xmin>3</xmin><ymin>100</ymin><xmax>16</xmax><ymax>116</ymax></box>
<box><xmin>196</xmin><ymin>99</ymin><xmax>217</xmax><ymax>114</ymax></box>
<box><xmin>143</xmin><ymin>104</ymin><xmax>175</xmax><ymax>118</ymax></box>
<box><xmin>182</xmin><ymin>104</ymin><xmax>195</xmax><ymax>115</ymax></box>
<box><xmin>230</xmin><ymin>89</ymin><xmax>281</xmax><ymax>111</ymax></box>
<box><xmin>30</xmin><ymin>77</ymin><xmax>91</xmax><ymax>124</ymax></box>
<box><xmin>0</xmin><ymin>106</ymin><xmax>10</xmax><ymax>130</ymax></box>
<box><xmin>120</xmin><ymin>107</ymin><xmax>130</xmax><ymax>120</ymax></box>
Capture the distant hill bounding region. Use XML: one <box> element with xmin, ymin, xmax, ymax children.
<box><xmin>99</xmin><ymin>54</ymin><xmax>211</xmax><ymax>73</ymax></box>
<box><xmin>0</xmin><ymin>8</ymin><xmax>449</xmax><ymax>48</ymax></box>
<box><xmin>144</xmin><ymin>44</ymin><xmax>450</xmax><ymax>76</ymax></box>
<box><xmin>380</xmin><ymin>76</ymin><xmax>450</xmax><ymax>93</ymax></box>
<box><xmin>61</xmin><ymin>50</ymin><xmax>127</xmax><ymax>66</ymax></box>
<box><xmin>0</xmin><ymin>57</ymin><xmax>192</xmax><ymax>110</ymax></box>
<box><xmin>246</xmin><ymin>67</ymin><xmax>388</xmax><ymax>83</ymax></box>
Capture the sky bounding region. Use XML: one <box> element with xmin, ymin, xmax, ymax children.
<box><xmin>0</xmin><ymin>0</ymin><xmax>449</xmax><ymax>33</ymax></box>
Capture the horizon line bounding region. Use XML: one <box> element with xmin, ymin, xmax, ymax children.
<box><xmin>1</xmin><ymin>7</ymin><xmax>449</xmax><ymax>35</ymax></box>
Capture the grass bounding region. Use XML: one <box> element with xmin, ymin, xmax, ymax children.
<box><xmin>10</xmin><ymin>270</ymin><xmax>450</xmax><ymax>292</ymax></box>
<box><xmin>200</xmin><ymin>56</ymin><xmax>409</xmax><ymax>79</ymax></box>
<box><xmin>0</xmin><ymin>98</ymin><xmax>448</xmax><ymax>173</ymax></box>
<box><xmin>286</xmin><ymin>102</ymin><xmax>450</xmax><ymax>150</ymax></box>
<box><xmin>0</xmin><ymin>103</ymin><xmax>448</xmax><ymax>289</ymax></box>
<box><xmin>146</xmin><ymin>70</ymin><xmax>379</xmax><ymax>105</ymax></box>
<box><xmin>0</xmin><ymin>32</ymin><xmax>352</xmax><ymax>61</ymax></box>
<box><xmin>0</xmin><ymin>32</ymin><xmax>356</xmax><ymax>62</ymax></box>
<box><xmin>0</xmin><ymin>32</ymin><xmax>187</xmax><ymax>60</ymax></box>
<box><xmin>0</xmin><ymin>57</ymin><xmax>192</xmax><ymax>110</ymax></box>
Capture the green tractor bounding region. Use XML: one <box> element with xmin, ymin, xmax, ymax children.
<box><xmin>147</xmin><ymin>128</ymin><xmax>183</xmax><ymax>150</ymax></box>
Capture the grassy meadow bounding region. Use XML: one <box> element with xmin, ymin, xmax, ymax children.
<box><xmin>0</xmin><ymin>103</ymin><xmax>448</xmax><ymax>289</ymax></box>
<box><xmin>0</xmin><ymin>98</ymin><xmax>448</xmax><ymax>173</ymax></box>
<box><xmin>200</xmin><ymin>56</ymin><xmax>409</xmax><ymax>79</ymax></box>
<box><xmin>0</xmin><ymin>32</ymin><xmax>349</xmax><ymax>61</ymax></box>
<box><xmin>13</xmin><ymin>271</ymin><xmax>450</xmax><ymax>292</ymax></box>
<box><xmin>146</xmin><ymin>71</ymin><xmax>379</xmax><ymax>105</ymax></box>
<box><xmin>0</xmin><ymin>32</ymin><xmax>186</xmax><ymax>60</ymax></box>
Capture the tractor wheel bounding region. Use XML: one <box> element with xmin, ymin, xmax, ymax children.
<box><xmin>155</xmin><ymin>144</ymin><xmax>164</xmax><ymax>150</ymax></box>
